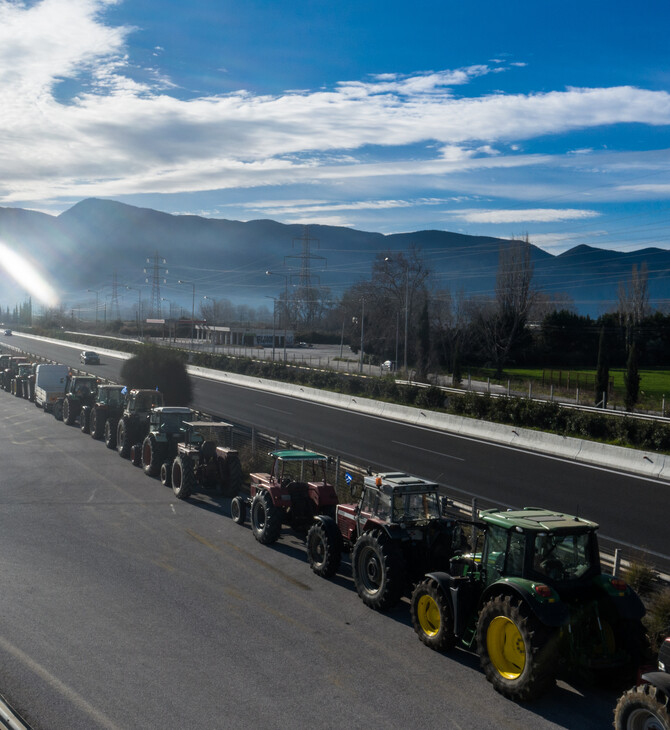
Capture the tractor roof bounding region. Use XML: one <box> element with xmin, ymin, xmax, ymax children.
<box><xmin>185</xmin><ymin>421</ymin><xmax>233</xmax><ymax>429</ymax></box>
<box><xmin>480</xmin><ymin>507</ymin><xmax>598</xmax><ymax>533</ymax></box>
<box><xmin>99</xmin><ymin>384</ymin><xmax>125</xmax><ymax>391</ymax></box>
<box><xmin>364</xmin><ymin>472</ymin><xmax>440</xmax><ymax>493</ymax></box>
<box><xmin>153</xmin><ymin>406</ymin><xmax>192</xmax><ymax>415</ymax></box>
<box><xmin>270</xmin><ymin>449</ymin><xmax>327</xmax><ymax>462</ymax></box>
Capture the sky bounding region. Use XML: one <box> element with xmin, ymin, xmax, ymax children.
<box><xmin>1</xmin><ymin>0</ymin><xmax>670</xmax><ymax>255</ymax></box>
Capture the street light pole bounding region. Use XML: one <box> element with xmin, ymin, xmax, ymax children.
<box><xmin>359</xmin><ymin>298</ymin><xmax>365</xmax><ymax>373</ymax></box>
<box><xmin>178</xmin><ymin>280</ymin><xmax>195</xmax><ymax>351</ymax></box>
<box><xmin>266</xmin><ymin>270</ymin><xmax>288</xmax><ymax>361</ymax></box>
<box><xmin>203</xmin><ymin>295</ymin><xmax>217</xmax><ymax>353</ymax></box>
<box><xmin>126</xmin><ymin>286</ymin><xmax>142</xmax><ymax>338</ymax></box>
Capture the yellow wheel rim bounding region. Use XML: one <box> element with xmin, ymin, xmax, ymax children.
<box><xmin>486</xmin><ymin>616</ymin><xmax>526</xmax><ymax>679</ymax></box>
<box><xmin>417</xmin><ymin>594</ymin><xmax>441</xmax><ymax>637</ymax></box>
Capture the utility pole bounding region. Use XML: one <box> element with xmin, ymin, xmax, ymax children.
<box><xmin>145</xmin><ymin>252</ymin><xmax>168</xmax><ymax>319</ymax></box>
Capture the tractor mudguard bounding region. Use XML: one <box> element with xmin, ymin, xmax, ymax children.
<box><xmin>480</xmin><ymin>578</ymin><xmax>569</xmax><ymax>628</ymax></box>
<box><xmin>593</xmin><ymin>575</ymin><xmax>646</xmax><ymax>621</ymax></box>
<box><xmin>641</xmin><ymin>671</ymin><xmax>670</xmax><ymax>696</ymax></box>
<box><xmin>424</xmin><ymin>571</ymin><xmax>478</xmax><ymax>639</ymax></box>
<box><xmin>313</xmin><ymin>514</ymin><xmax>336</xmax><ymax>528</ymax></box>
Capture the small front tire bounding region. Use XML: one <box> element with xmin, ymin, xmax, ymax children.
<box><xmin>614</xmin><ymin>683</ymin><xmax>670</xmax><ymax>730</ymax></box>
<box><xmin>410</xmin><ymin>579</ymin><xmax>456</xmax><ymax>652</ymax></box>
<box><xmin>306</xmin><ymin>518</ymin><xmax>342</xmax><ymax>578</ymax></box>
<box><xmin>231</xmin><ymin>496</ymin><xmax>246</xmax><ymax>524</ymax></box>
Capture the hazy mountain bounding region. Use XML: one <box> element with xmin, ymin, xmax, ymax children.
<box><xmin>1</xmin><ymin>198</ymin><xmax>668</xmax><ymax>317</ymax></box>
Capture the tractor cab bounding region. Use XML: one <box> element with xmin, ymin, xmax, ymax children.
<box><xmin>477</xmin><ymin>508</ymin><xmax>601</xmax><ymax>590</ymax></box>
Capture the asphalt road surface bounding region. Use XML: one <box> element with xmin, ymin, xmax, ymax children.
<box><xmin>0</xmin><ymin>391</ymin><xmax>621</xmax><ymax>729</ymax></box>
<box><xmin>7</xmin><ymin>332</ymin><xmax>670</xmax><ymax>571</ymax></box>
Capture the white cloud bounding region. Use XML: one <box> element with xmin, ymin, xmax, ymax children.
<box><xmin>0</xmin><ymin>0</ymin><xmax>669</xmax><ymax>214</ymax></box>
<box><xmin>451</xmin><ymin>208</ymin><xmax>601</xmax><ymax>224</ymax></box>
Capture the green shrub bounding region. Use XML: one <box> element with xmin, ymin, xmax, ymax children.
<box><xmin>622</xmin><ymin>560</ymin><xmax>659</xmax><ymax>597</ymax></box>
<box><xmin>644</xmin><ymin>588</ymin><xmax>670</xmax><ymax>653</ymax></box>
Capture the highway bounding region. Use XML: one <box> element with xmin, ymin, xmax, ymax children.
<box><xmin>7</xmin><ymin>332</ymin><xmax>669</xmax><ymax>571</ymax></box>
<box><xmin>0</xmin><ymin>381</ymin><xmax>621</xmax><ymax>729</ymax></box>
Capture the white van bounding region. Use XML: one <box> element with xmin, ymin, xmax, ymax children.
<box><xmin>34</xmin><ymin>364</ymin><xmax>69</xmax><ymax>412</ymax></box>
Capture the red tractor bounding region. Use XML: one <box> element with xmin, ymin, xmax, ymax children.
<box><xmin>169</xmin><ymin>420</ymin><xmax>243</xmax><ymax>499</ymax></box>
<box><xmin>305</xmin><ymin>471</ymin><xmax>463</xmax><ymax>611</ymax></box>
<box><xmin>231</xmin><ymin>449</ymin><xmax>337</xmax><ymax>545</ymax></box>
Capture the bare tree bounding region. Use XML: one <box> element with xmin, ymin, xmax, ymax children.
<box><xmin>476</xmin><ymin>236</ymin><xmax>537</xmax><ymax>378</ymax></box>
<box><xmin>617</xmin><ymin>263</ymin><xmax>649</xmax><ymax>350</ymax></box>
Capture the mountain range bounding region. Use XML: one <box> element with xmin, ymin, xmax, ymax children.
<box><xmin>0</xmin><ymin>198</ymin><xmax>668</xmax><ymax>318</ymax></box>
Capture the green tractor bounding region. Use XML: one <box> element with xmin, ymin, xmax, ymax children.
<box><xmin>410</xmin><ymin>507</ymin><xmax>646</xmax><ymax>702</ymax></box>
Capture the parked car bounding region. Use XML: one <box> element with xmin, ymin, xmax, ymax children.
<box><xmin>80</xmin><ymin>350</ymin><xmax>100</xmax><ymax>365</ymax></box>
<box><xmin>3</xmin><ymin>329</ymin><xmax>11</xmax><ymax>336</ymax></box>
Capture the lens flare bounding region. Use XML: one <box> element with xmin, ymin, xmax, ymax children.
<box><xmin>0</xmin><ymin>241</ymin><xmax>59</xmax><ymax>307</ymax></box>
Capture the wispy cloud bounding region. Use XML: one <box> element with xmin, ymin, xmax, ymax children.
<box><xmin>451</xmin><ymin>209</ymin><xmax>601</xmax><ymax>224</ymax></box>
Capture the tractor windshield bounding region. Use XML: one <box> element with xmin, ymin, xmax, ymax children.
<box><xmin>533</xmin><ymin>531</ymin><xmax>597</xmax><ymax>581</ymax></box>
<box><xmin>392</xmin><ymin>491</ymin><xmax>442</xmax><ymax>523</ymax></box>
<box><xmin>161</xmin><ymin>413</ymin><xmax>190</xmax><ymax>434</ymax></box>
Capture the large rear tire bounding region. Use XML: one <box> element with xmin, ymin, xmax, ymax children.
<box><xmin>172</xmin><ymin>456</ymin><xmax>195</xmax><ymax>499</ymax></box>
<box><xmin>306</xmin><ymin>518</ymin><xmax>342</xmax><ymax>578</ymax></box>
<box><xmin>220</xmin><ymin>453</ymin><xmax>243</xmax><ymax>497</ymax></box>
<box><xmin>142</xmin><ymin>434</ymin><xmax>165</xmax><ymax>477</ymax></box>
<box><xmin>90</xmin><ymin>407</ymin><xmax>105</xmax><ymax>439</ymax></box>
<box><xmin>104</xmin><ymin>418</ymin><xmax>118</xmax><ymax>449</ymax></box>
<box><xmin>476</xmin><ymin>594</ymin><xmax>556</xmax><ymax>702</ymax></box>
<box><xmin>351</xmin><ymin>530</ymin><xmax>405</xmax><ymax>610</ymax></box>
<box><xmin>63</xmin><ymin>397</ymin><xmax>78</xmax><ymax>426</ymax></box>
<box><xmin>117</xmin><ymin>418</ymin><xmax>133</xmax><ymax>458</ymax></box>
<box><xmin>80</xmin><ymin>406</ymin><xmax>91</xmax><ymax>434</ymax></box>
<box><xmin>410</xmin><ymin>579</ymin><xmax>456</xmax><ymax>651</ymax></box>
<box><xmin>614</xmin><ymin>683</ymin><xmax>670</xmax><ymax>730</ymax></box>
<box><xmin>250</xmin><ymin>491</ymin><xmax>282</xmax><ymax>544</ymax></box>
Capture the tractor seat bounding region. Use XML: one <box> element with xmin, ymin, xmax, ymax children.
<box><xmin>201</xmin><ymin>440</ymin><xmax>217</xmax><ymax>460</ymax></box>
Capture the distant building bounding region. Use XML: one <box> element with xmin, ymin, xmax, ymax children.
<box><xmin>193</xmin><ymin>323</ymin><xmax>294</xmax><ymax>348</ymax></box>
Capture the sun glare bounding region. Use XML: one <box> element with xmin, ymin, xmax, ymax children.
<box><xmin>0</xmin><ymin>241</ymin><xmax>59</xmax><ymax>308</ymax></box>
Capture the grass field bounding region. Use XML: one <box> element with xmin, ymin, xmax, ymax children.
<box><xmin>473</xmin><ymin>366</ymin><xmax>670</xmax><ymax>412</ymax></box>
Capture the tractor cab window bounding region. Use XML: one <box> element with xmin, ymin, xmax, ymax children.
<box><xmin>483</xmin><ymin>525</ymin><xmax>509</xmax><ymax>585</ymax></box>
<box><xmin>160</xmin><ymin>413</ymin><xmax>189</xmax><ymax>433</ymax></box>
<box><xmin>392</xmin><ymin>492</ymin><xmax>441</xmax><ymax>522</ymax></box>
<box><xmin>359</xmin><ymin>488</ymin><xmax>378</xmax><ymax>516</ymax></box>
<box><xmin>108</xmin><ymin>389</ymin><xmax>123</xmax><ymax>406</ymax></box>
<box><xmin>506</xmin><ymin>532</ymin><xmax>526</xmax><ymax>577</ymax></box>
<box><xmin>533</xmin><ymin>532</ymin><xmax>596</xmax><ymax>581</ymax></box>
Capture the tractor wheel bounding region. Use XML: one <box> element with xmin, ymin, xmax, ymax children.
<box><xmin>231</xmin><ymin>496</ymin><xmax>246</xmax><ymax>525</ymax></box>
<box><xmin>410</xmin><ymin>579</ymin><xmax>456</xmax><ymax>651</ymax></box>
<box><xmin>90</xmin><ymin>407</ymin><xmax>105</xmax><ymax>439</ymax></box>
<box><xmin>160</xmin><ymin>461</ymin><xmax>173</xmax><ymax>487</ymax></box>
<box><xmin>306</xmin><ymin>518</ymin><xmax>342</xmax><ymax>578</ymax></box>
<box><xmin>63</xmin><ymin>397</ymin><xmax>77</xmax><ymax>426</ymax></box>
<box><xmin>250</xmin><ymin>491</ymin><xmax>282</xmax><ymax>544</ymax></box>
<box><xmin>614</xmin><ymin>683</ymin><xmax>670</xmax><ymax>730</ymax></box>
<box><xmin>220</xmin><ymin>453</ymin><xmax>243</xmax><ymax>498</ymax></box>
<box><xmin>104</xmin><ymin>418</ymin><xmax>118</xmax><ymax>450</ymax></box>
<box><xmin>117</xmin><ymin>418</ymin><xmax>133</xmax><ymax>458</ymax></box>
<box><xmin>142</xmin><ymin>434</ymin><xmax>165</xmax><ymax>477</ymax></box>
<box><xmin>171</xmin><ymin>456</ymin><xmax>195</xmax><ymax>499</ymax></box>
<box><xmin>351</xmin><ymin>530</ymin><xmax>405</xmax><ymax>611</ymax></box>
<box><xmin>130</xmin><ymin>443</ymin><xmax>143</xmax><ymax>467</ymax></box>
<box><xmin>53</xmin><ymin>400</ymin><xmax>63</xmax><ymax>421</ymax></box>
<box><xmin>80</xmin><ymin>407</ymin><xmax>91</xmax><ymax>434</ymax></box>
<box><xmin>476</xmin><ymin>594</ymin><xmax>556</xmax><ymax>702</ymax></box>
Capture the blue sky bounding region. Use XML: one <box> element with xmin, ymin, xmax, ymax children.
<box><xmin>2</xmin><ymin>0</ymin><xmax>670</xmax><ymax>254</ymax></box>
